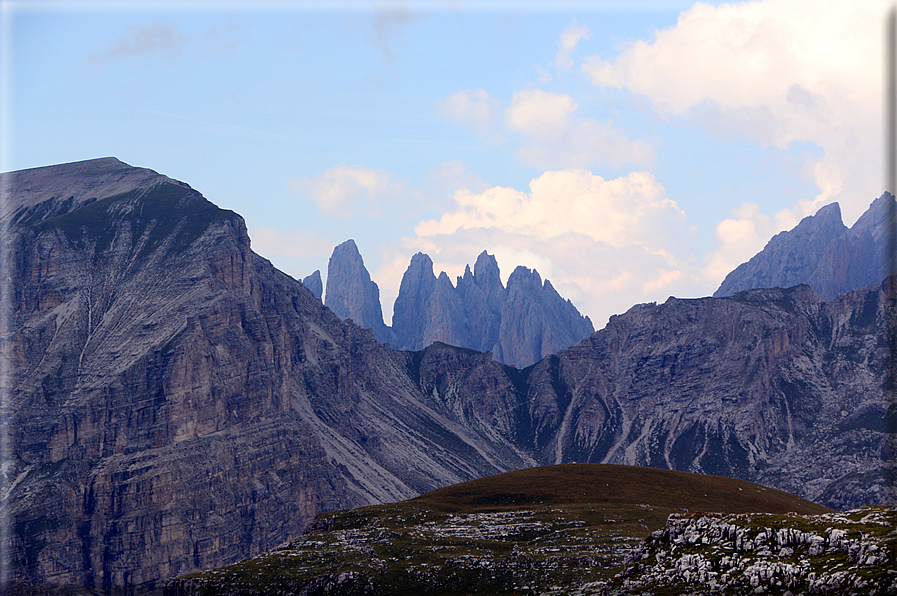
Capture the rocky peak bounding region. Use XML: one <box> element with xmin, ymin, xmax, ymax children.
<box><xmin>473</xmin><ymin>251</ymin><xmax>503</xmax><ymax>296</ymax></box>
<box><xmin>498</xmin><ymin>266</ymin><xmax>594</xmax><ymax>368</ymax></box>
<box><xmin>1</xmin><ymin>157</ymin><xmax>178</xmax><ymax>226</ymax></box>
<box><xmin>506</xmin><ymin>265</ymin><xmax>541</xmax><ymax>291</ymax></box>
<box><xmin>3</xmin><ymin>159</ymin><xmax>530</xmax><ymax>593</ymax></box>
<box><xmin>850</xmin><ymin>191</ymin><xmax>895</xmax><ymax>242</ymax></box>
<box><xmin>390</xmin><ymin>253</ymin><xmax>593</xmax><ymax>367</ymax></box>
<box><xmin>324</xmin><ymin>239</ymin><xmax>393</xmax><ymax>344</ymax></box>
<box><xmin>714</xmin><ymin>195</ymin><xmax>896</xmax><ymax>300</ymax></box>
<box><xmin>714</xmin><ymin>202</ymin><xmax>848</xmax><ymax>298</ymax></box>
<box><xmin>301</xmin><ymin>270</ymin><xmax>323</xmax><ymax>299</ymax></box>
<box><xmin>391</xmin><ymin>253</ymin><xmax>438</xmax><ymax>349</ymax></box>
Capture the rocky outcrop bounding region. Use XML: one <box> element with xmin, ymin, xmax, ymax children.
<box><xmin>300</xmin><ymin>270</ymin><xmax>322</xmax><ymax>299</ymax></box>
<box><xmin>615</xmin><ymin>506</ymin><xmax>897</xmax><ymax>594</ymax></box>
<box><xmin>0</xmin><ymin>159</ymin><xmax>530</xmax><ymax>593</ymax></box>
<box><xmin>391</xmin><ymin>251</ymin><xmax>594</xmax><ymax>368</ymax></box>
<box><xmin>715</xmin><ymin>194</ymin><xmax>896</xmax><ymax>299</ymax></box>
<box><xmin>323</xmin><ymin>240</ymin><xmax>394</xmax><ymax>344</ymax></box>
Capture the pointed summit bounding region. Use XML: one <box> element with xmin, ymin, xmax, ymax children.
<box><xmin>301</xmin><ymin>270</ymin><xmax>323</xmax><ymax>300</ymax></box>
<box><xmin>391</xmin><ymin>252</ymin><xmax>593</xmax><ymax>367</ymax></box>
<box><xmin>325</xmin><ymin>240</ymin><xmax>393</xmax><ymax>343</ymax></box>
<box><xmin>714</xmin><ymin>202</ymin><xmax>848</xmax><ymax>298</ymax></box>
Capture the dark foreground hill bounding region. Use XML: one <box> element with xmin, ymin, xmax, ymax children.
<box><xmin>164</xmin><ymin>464</ymin><xmax>897</xmax><ymax>596</ymax></box>
<box><xmin>2</xmin><ymin>158</ymin><xmax>893</xmax><ymax>593</ymax></box>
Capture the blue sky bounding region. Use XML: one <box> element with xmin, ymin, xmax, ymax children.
<box><xmin>1</xmin><ymin>0</ymin><xmax>887</xmax><ymax>327</ymax></box>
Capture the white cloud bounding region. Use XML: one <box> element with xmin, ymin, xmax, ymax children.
<box><xmin>391</xmin><ymin>168</ymin><xmax>699</xmax><ymax>328</ymax></box>
<box><xmin>554</xmin><ymin>21</ymin><xmax>590</xmax><ymax>70</ymax></box>
<box><xmin>420</xmin><ymin>159</ymin><xmax>491</xmax><ymax>201</ymax></box>
<box><xmin>505</xmin><ymin>89</ymin><xmax>576</xmax><ymax>137</ymax></box>
<box><xmin>437</xmin><ymin>89</ymin><xmax>502</xmax><ymax>138</ymax></box>
<box><xmin>581</xmin><ymin>0</ymin><xmax>886</xmax><ymax>224</ymax></box>
<box><xmin>504</xmin><ymin>89</ymin><xmax>654</xmax><ymax>169</ymax></box>
<box><xmin>415</xmin><ymin>168</ymin><xmax>682</xmax><ymax>250</ymax></box>
<box><xmin>290</xmin><ymin>163</ymin><xmax>410</xmax><ymax>218</ymax></box>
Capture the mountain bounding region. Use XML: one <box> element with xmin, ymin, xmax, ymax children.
<box><xmin>403</xmin><ymin>282</ymin><xmax>893</xmax><ymax>511</ymax></box>
<box><xmin>3</xmin><ymin>158</ymin><xmax>892</xmax><ymax>593</ymax></box>
<box><xmin>715</xmin><ymin>193</ymin><xmax>896</xmax><ymax>299</ymax></box>
<box><xmin>323</xmin><ymin>239</ymin><xmax>394</xmax><ymax>344</ymax></box>
<box><xmin>0</xmin><ymin>158</ymin><xmax>530</xmax><ymax>593</ymax></box>
<box><xmin>390</xmin><ymin>251</ymin><xmax>595</xmax><ymax>368</ymax></box>
<box><xmin>166</xmin><ymin>464</ymin><xmax>853</xmax><ymax>596</ymax></box>
<box><xmin>300</xmin><ymin>270</ymin><xmax>322</xmax><ymax>299</ymax></box>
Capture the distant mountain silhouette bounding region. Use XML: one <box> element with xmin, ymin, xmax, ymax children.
<box><xmin>324</xmin><ymin>244</ymin><xmax>593</xmax><ymax>368</ymax></box>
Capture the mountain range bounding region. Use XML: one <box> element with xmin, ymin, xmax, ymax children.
<box><xmin>1</xmin><ymin>158</ymin><xmax>893</xmax><ymax>594</ymax></box>
<box><xmin>311</xmin><ymin>239</ymin><xmax>594</xmax><ymax>369</ymax></box>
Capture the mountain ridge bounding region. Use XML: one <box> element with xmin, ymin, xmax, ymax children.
<box><xmin>325</xmin><ymin>243</ymin><xmax>594</xmax><ymax>368</ymax></box>
<box><xmin>715</xmin><ymin>193</ymin><xmax>896</xmax><ymax>299</ymax></box>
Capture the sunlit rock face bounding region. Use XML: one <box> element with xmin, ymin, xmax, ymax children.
<box><xmin>391</xmin><ymin>251</ymin><xmax>594</xmax><ymax>368</ymax></box>
<box><xmin>0</xmin><ymin>158</ymin><xmax>529</xmax><ymax>593</ymax></box>
<box><xmin>715</xmin><ymin>193</ymin><xmax>896</xmax><ymax>300</ymax></box>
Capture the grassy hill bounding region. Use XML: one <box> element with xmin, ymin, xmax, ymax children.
<box><xmin>408</xmin><ymin>463</ymin><xmax>832</xmax><ymax>515</ymax></box>
<box><xmin>165</xmin><ymin>464</ymin><xmax>836</xmax><ymax>596</ymax></box>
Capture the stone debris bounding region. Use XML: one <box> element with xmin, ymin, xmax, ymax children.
<box><xmin>611</xmin><ymin>506</ymin><xmax>897</xmax><ymax>595</ymax></box>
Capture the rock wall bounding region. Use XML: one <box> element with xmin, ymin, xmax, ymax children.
<box><xmin>323</xmin><ymin>239</ymin><xmax>394</xmax><ymax>344</ymax></box>
<box><xmin>3</xmin><ymin>158</ymin><xmax>893</xmax><ymax>593</ymax></box>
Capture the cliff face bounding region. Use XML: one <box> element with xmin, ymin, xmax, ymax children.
<box><xmin>715</xmin><ymin>194</ymin><xmax>896</xmax><ymax>299</ymax></box>
<box><xmin>391</xmin><ymin>251</ymin><xmax>594</xmax><ymax>368</ymax></box>
<box><xmin>1</xmin><ymin>159</ymin><xmax>530</xmax><ymax>593</ymax></box>
<box><xmin>300</xmin><ymin>270</ymin><xmax>322</xmax><ymax>299</ymax></box>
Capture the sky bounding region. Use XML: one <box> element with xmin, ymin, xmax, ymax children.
<box><xmin>1</xmin><ymin>0</ymin><xmax>890</xmax><ymax>328</ymax></box>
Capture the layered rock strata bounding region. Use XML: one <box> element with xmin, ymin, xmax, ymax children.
<box><xmin>3</xmin><ymin>158</ymin><xmax>893</xmax><ymax>593</ymax></box>
<box><xmin>404</xmin><ymin>282</ymin><xmax>894</xmax><ymax>510</ymax></box>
